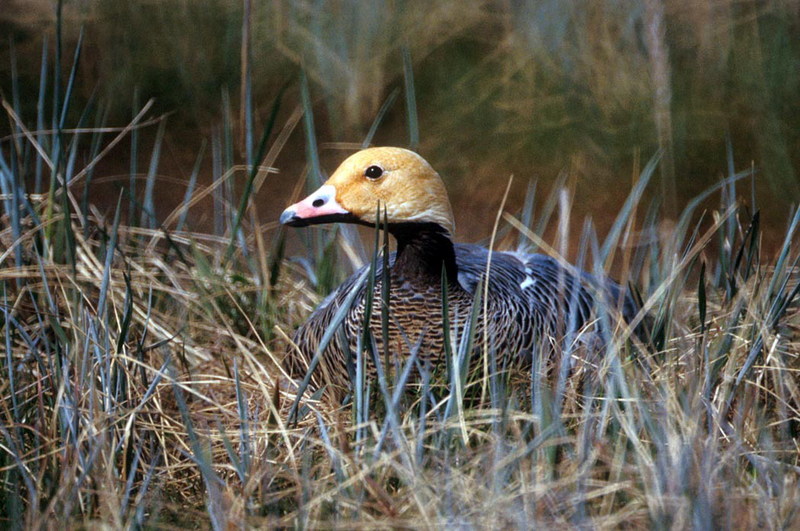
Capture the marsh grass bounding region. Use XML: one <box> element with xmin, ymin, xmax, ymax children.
<box><xmin>1</xmin><ymin>4</ymin><xmax>799</xmax><ymax>529</ymax></box>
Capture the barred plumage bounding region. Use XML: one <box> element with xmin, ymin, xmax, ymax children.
<box><xmin>281</xmin><ymin>147</ymin><xmax>639</xmax><ymax>395</ymax></box>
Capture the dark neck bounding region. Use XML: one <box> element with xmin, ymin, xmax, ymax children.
<box><xmin>389</xmin><ymin>222</ymin><xmax>458</xmax><ymax>283</ymax></box>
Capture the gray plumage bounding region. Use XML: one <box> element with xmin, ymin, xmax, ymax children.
<box><xmin>285</xmin><ymin>242</ymin><xmax>639</xmax><ymax>394</ymax></box>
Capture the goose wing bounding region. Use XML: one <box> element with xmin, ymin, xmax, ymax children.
<box><xmin>454</xmin><ymin>244</ymin><xmax>636</xmax><ymax>328</ymax></box>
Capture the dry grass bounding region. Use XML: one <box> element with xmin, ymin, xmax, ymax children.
<box><xmin>1</xmin><ymin>2</ymin><xmax>799</xmax><ymax>528</ymax></box>
<box><xmin>1</xmin><ymin>148</ymin><xmax>798</xmax><ymax>527</ymax></box>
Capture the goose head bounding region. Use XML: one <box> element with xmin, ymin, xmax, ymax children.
<box><xmin>280</xmin><ymin>147</ymin><xmax>455</xmax><ymax>237</ymax></box>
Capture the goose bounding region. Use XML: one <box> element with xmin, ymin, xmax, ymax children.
<box><xmin>280</xmin><ymin>147</ymin><xmax>639</xmax><ymax>395</ymax></box>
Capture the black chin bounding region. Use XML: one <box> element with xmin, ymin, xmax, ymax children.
<box><xmin>281</xmin><ymin>213</ymin><xmax>450</xmax><ymax>239</ymax></box>
<box><xmin>281</xmin><ymin>212</ymin><xmax>363</xmax><ymax>228</ymax></box>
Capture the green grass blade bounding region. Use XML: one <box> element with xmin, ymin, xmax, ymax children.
<box><xmin>300</xmin><ymin>71</ymin><xmax>322</xmax><ymax>188</ymax></box>
<box><xmin>35</xmin><ymin>34</ymin><xmax>49</xmax><ymax>194</ymax></box>
<box><xmin>380</xmin><ymin>207</ymin><xmax>391</xmax><ymax>386</ymax></box>
<box><xmin>600</xmin><ymin>151</ymin><xmax>659</xmax><ymax>262</ymax></box>
<box><xmin>517</xmin><ymin>180</ymin><xmax>537</xmax><ymax>250</ymax></box>
<box><xmin>96</xmin><ymin>191</ymin><xmax>123</xmax><ymax>320</ymax></box>
<box><xmin>129</xmin><ymin>87</ymin><xmax>140</xmax><ymax>223</ymax></box>
<box><xmin>175</xmin><ymin>140</ymin><xmax>206</xmax><ymax>233</ymax></box>
<box><xmin>362</xmin><ymin>87</ymin><xmax>400</xmax><ymax>149</ymax></box>
<box><xmin>402</xmin><ymin>46</ymin><xmax>419</xmax><ymax>150</ymax></box>
<box><xmin>233</xmin><ymin>357</ymin><xmax>250</xmax><ymax>481</ymax></box>
<box><xmin>141</xmin><ymin>119</ymin><xmax>166</xmax><ymax>229</ymax></box>
<box><xmin>58</xmin><ymin>26</ymin><xmax>83</xmax><ymax>131</ymax></box>
<box><xmin>225</xmin><ymin>83</ymin><xmax>288</xmax><ymax>261</ymax></box>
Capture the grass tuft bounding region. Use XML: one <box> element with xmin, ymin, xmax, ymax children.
<box><xmin>0</xmin><ymin>8</ymin><xmax>798</xmax><ymax>528</ymax></box>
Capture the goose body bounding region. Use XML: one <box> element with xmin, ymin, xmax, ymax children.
<box><xmin>281</xmin><ymin>147</ymin><xmax>638</xmax><ymax>394</ymax></box>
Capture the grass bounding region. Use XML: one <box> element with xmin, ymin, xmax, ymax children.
<box><xmin>1</xmin><ymin>3</ymin><xmax>799</xmax><ymax>529</ymax></box>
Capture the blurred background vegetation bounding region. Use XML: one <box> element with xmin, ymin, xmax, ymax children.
<box><xmin>2</xmin><ymin>0</ymin><xmax>799</xmax><ymax>245</ymax></box>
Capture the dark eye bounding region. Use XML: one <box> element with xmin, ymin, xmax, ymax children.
<box><xmin>364</xmin><ymin>165</ymin><xmax>384</xmax><ymax>179</ymax></box>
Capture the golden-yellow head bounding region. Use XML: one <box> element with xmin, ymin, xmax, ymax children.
<box><xmin>280</xmin><ymin>147</ymin><xmax>455</xmax><ymax>237</ymax></box>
